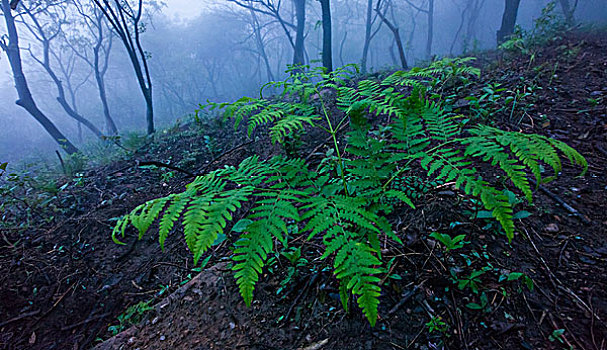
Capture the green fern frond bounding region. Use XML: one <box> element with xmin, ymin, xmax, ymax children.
<box><xmin>158</xmin><ymin>194</ymin><xmax>188</xmax><ymax>249</ymax></box>
<box><xmin>333</xmin><ymin>241</ymin><xmax>382</xmax><ymax>326</ymax></box>
<box><xmin>421</xmin><ymin>100</ymin><xmax>460</xmax><ymax>142</ymax></box>
<box><xmin>269</xmin><ymin>112</ymin><xmax>317</xmax><ymax>143</ymax></box>
<box><xmin>233</xmin><ymin>193</ymin><xmax>299</xmax><ymax>305</ymax></box>
<box><xmin>547</xmin><ymin>138</ymin><xmax>587</xmax><ymax>175</ymax></box>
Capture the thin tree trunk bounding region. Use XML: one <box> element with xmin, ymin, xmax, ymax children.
<box><xmin>21</xmin><ymin>5</ymin><xmax>106</xmax><ymax>140</ymax></box>
<box><xmin>94</xmin><ymin>15</ymin><xmax>118</xmax><ymax>135</ymax></box>
<box><xmin>93</xmin><ymin>0</ymin><xmax>154</xmax><ymax>134</ymax></box>
<box><xmin>375</xmin><ymin>4</ymin><xmax>408</xmax><ymax>69</ymax></box>
<box><xmin>250</xmin><ymin>9</ymin><xmax>275</xmax><ymax>81</ymax></box>
<box><xmin>319</xmin><ymin>0</ymin><xmax>332</xmax><ymax>72</ymax></box>
<box><xmin>497</xmin><ymin>0</ymin><xmax>521</xmax><ymax>45</ymax></box>
<box><xmin>558</xmin><ymin>0</ymin><xmax>575</xmax><ymax>26</ymax></box>
<box><xmin>425</xmin><ymin>0</ymin><xmax>434</xmax><ymax>60</ymax></box>
<box><xmin>292</xmin><ymin>0</ymin><xmax>306</xmax><ymax>66</ymax></box>
<box><xmin>339</xmin><ymin>30</ymin><xmax>347</xmax><ymax>66</ymax></box>
<box><xmin>361</xmin><ymin>0</ymin><xmax>373</xmax><ymax>73</ymax></box>
<box><xmin>0</xmin><ymin>0</ymin><xmax>78</xmax><ymax>154</ymax></box>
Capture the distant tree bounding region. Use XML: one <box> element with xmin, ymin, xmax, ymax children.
<box><xmin>228</xmin><ymin>0</ymin><xmax>307</xmax><ymax>66</ymax></box>
<box><xmin>558</xmin><ymin>0</ymin><xmax>575</xmax><ymax>26</ymax></box>
<box><xmin>67</xmin><ymin>0</ymin><xmax>118</xmax><ymax>135</ymax></box>
<box><xmin>404</xmin><ymin>0</ymin><xmax>434</xmax><ymax>60</ymax></box>
<box><xmin>318</xmin><ymin>0</ymin><xmax>332</xmax><ymax>72</ymax></box>
<box><xmin>19</xmin><ymin>2</ymin><xmax>106</xmax><ymax>139</ymax></box>
<box><xmin>0</xmin><ymin>0</ymin><xmax>79</xmax><ymax>154</ymax></box>
<box><xmin>497</xmin><ymin>0</ymin><xmax>521</xmax><ymax>45</ymax></box>
<box><xmin>450</xmin><ymin>0</ymin><xmax>485</xmax><ymax>55</ymax></box>
<box><xmin>360</xmin><ymin>0</ymin><xmax>383</xmax><ymax>73</ymax></box>
<box><xmin>292</xmin><ymin>0</ymin><xmax>306</xmax><ymax>66</ymax></box>
<box><xmin>249</xmin><ymin>9</ymin><xmax>275</xmax><ymax>81</ymax></box>
<box><xmin>375</xmin><ymin>0</ymin><xmax>408</xmax><ymax>69</ymax></box>
<box><xmin>92</xmin><ymin>0</ymin><xmax>156</xmax><ymax>134</ymax></box>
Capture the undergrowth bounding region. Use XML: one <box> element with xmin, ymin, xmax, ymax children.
<box><xmin>112</xmin><ymin>58</ymin><xmax>586</xmax><ymax>326</ymax></box>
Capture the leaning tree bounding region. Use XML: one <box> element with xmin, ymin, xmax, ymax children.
<box><xmin>0</xmin><ymin>0</ymin><xmax>79</xmax><ymax>154</ymax></box>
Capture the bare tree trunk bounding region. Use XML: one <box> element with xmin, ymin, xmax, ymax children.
<box><xmin>375</xmin><ymin>1</ymin><xmax>408</xmax><ymax>69</ymax></box>
<box><xmin>497</xmin><ymin>0</ymin><xmax>521</xmax><ymax>45</ymax></box>
<box><xmin>292</xmin><ymin>0</ymin><xmax>306</xmax><ymax>66</ymax></box>
<box><xmin>319</xmin><ymin>0</ymin><xmax>332</xmax><ymax>72</ymax></box>
<box><xmin>21</xmin><ymin>5</ymin><xmax>106</xmax><ymax>140</ymax></box>
<box><xmin>338</xmin><ymin>30</ymin><xmax>347</xmax><ymax>66</ymax></box>
<box><xmin>361</xmin><ymin>0</ymin><xmax>373</xmax><ymax>73</ymax></box>
<box><xmin>425</xmin><ymin>0</ymin><xmax>434</xmax><ymax>60</ymax></box>
<box><xmin>93</xmin><ymin>0</ymin><xmax>155</xmax><ymax>134</ymax></box>
<box><xmin>249</xmin><ymin>9</ymin><xmax>275</xmax><ymax>81</ymax></box>
<box><xmin>0</xmin><ymin>0</ymin><xmax>79</xmax><ymax>154</ymax></box>
<box><xmin>69</xmin><ymin>2</ymin><xmax>119</xmax><ymax>135</ymax></box>
<box><xmin>558</xmin><ymin>0</ymin><xmax>575</xmax><ymax>26</ymax></box>
<box><xmin>93</xmin><ymin>14</ymin><xmax>118</xmax><ymax>135</ymax></box>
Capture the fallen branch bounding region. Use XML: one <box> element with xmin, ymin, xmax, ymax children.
<box><xmin>194</xmin><ymin>140</ymin><xmax>255</xmax><ymax>175</ymax></box>
<box><xmin>0</xmin><ymin>310</ymin><xmax>40</xmax><ymax>328</ymax></box>
<box><xmin>109</xmin><ymin>160</ymin><xmax>195</xmax><ymax>177</ymax></box>
<box><xmin>387</xmin><ymin>282</ymin><xmax>423</xmax><ymax>317</ymax></box>
<box><xmin>60</xmin><ymin>313</ymin><xmax>110</xmax><ymax>331</ymax></box>
<box><xmin>531</xmin><ymin>179</ymin><xmax>590</xmax><ymax>224</ymax></box>
<box><xmin>108</xmin><ymin>141</ymin><xmax>255</xmax><ymax>179</ymax></box>
<box><xmin>137</xmin><ymin>160</ymin><xmax>195</xmax><ymax>177</ymax></box>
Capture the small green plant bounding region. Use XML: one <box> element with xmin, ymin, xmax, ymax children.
<box><xmin>426</xmin><ymin>315</ymin><xmax>449</xmax><ymax>334</ymax></box>
<box><xmin>587</xmin><ymin>98</ymin><xmax>599</xmax><ymax>107</ymax></box>
<box><xmin>466</xmin><ymin>291</ymin><xmax>489</xmax><ymax>311</ymax></box>
<box><xmin>107</xmin><ymin>300</ymin><xmax>154</xmax><ymax>336</ymax></box>
<box><xmin>0</xmin><ymin>162</ymin><xmax>6</xmax><ymax>177</ymax></box>
<box><xmin>429</xmin><ymin>232</ymin><xmax>467</xmax><ymax>252</ymax></box>
<box><xmin>204</xmin><ymin>135</ymin><xmax>221</xmax><ymax>158</ymax></box>
<box><xmin>63</xmin><ymin>153</ymin><xmax>88</xmax><ymax>177</ymax></box>
<box><xmin>112</xmin><ymin>59</ymin><xmax>586</xmax><ymax>326</ymax></box>
<box><xmin>549</xmin><ymin>328</ymin><xmax>566</xmax><ymax>343</ymax></box>
<box><xmin>465</xmin><ymin>83</ymin><xmax>508</xmax><ymax>120</ymax></box>
<box><xmin>499</xmin><ymin>271</ymin><xmax>534</xmax><ymax>291</ymax></box>
<box><xmin>499</xmin><ymin>2</ymin><xmax>566</xmax><ymax>57</ymax></box>
<box><xmin>455</xmin><ymin>268</ymin><xmax>487</xmax><ymax>294</ymax></box>
<box><xmin>160</xmin><ymin>171</ymin><xmax>175</xmax><ymax>182</ymax></box>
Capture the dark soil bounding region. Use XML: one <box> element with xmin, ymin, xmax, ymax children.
<box><xmin>1</xmin><ymin>30</ymin><xmax>606</xmax><ymax>350</ymax></box>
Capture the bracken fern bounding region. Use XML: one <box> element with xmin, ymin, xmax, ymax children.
<box><xmin>113</xmin><ymin>59</ymin><xmax>586</xmax><ymax>326</ymax></box>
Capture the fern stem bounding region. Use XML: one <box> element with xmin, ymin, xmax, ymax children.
<box><xmin>317</xmin><ymin>89</ymin><xmax>350</xmax><ymax>196</ymax></box>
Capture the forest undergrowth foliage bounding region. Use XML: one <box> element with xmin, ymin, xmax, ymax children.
<box><xmin>112</xmin><ymin>59</ymin><xmax>587</xmax><ymax>326</ymax></box>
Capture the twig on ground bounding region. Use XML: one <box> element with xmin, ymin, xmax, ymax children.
<box><xmin>195</xmin><ymin>140</ymin><xmax>255</xmax><ymax>175</ymax></box>
<box><xmin>60</xmin><ymin>313</ymin><xmax>110</xmax><ymax>331</ymax></box>
<box><xmin>0</xmin><ymin>310</ymin><xmax>40</xmax><ymax>328</ymax></box>
<box><xmin>531</xmin><ymin>179</ymin><xmax>590</xmax><ymax>224</ymax></box>
<box><xmin>387</xmin><ymin>280</ymin><xmax>424</xmax><ymax>317</ymax></box>
<box><xmin>33</xmin><ymin>282</ymin><xmax>76</xmax><ymax>326</ymax></box>
<box><xmin>522</xmin><ymin>227</ymin><xmax>604</xmax><ymax>328</ymax></box>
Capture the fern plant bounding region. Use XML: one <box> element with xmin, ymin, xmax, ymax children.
<box><xmin>112</xmin><ymin>59</ymin><xmax>586</xmax><ymax>327</ymax></box>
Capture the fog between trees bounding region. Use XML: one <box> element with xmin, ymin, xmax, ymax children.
<box><xmin>1</xmin><ymin>0</ymin><xmax>605</xmax><ymax>162</ymax></box>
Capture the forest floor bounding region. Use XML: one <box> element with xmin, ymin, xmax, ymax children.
<box><xmin>1</xmin><ymin>30</ymin><xmax>606</xmax><ymax>350</ymax></box>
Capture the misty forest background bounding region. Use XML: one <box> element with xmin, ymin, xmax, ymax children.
<box><xmin>1</xmin><ymin>0</ymin><xmax>606</xmax><ymax>164</ymax></box>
